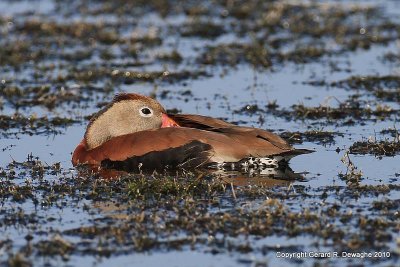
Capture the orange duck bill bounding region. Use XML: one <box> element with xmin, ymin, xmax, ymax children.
<box><xmin>72</xmin><ymin>93</ymin><xmax>313</xmax><ymax>172</ymax></box>
<box><xmin>161</xmin><ymin>113</ymin><xmax>180</xmax><ymax>128</ymax></box>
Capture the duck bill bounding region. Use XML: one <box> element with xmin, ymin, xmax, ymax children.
<box><xmin>161</xmin><ymin>114</ymin><xmax>180</xmax><ymax>128</ymax></box>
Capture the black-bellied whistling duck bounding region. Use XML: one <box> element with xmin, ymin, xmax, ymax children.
<box><xmin>72</xmin><ymin>93</ymin><xmax>312</xmax><ymax>172</ymax></box>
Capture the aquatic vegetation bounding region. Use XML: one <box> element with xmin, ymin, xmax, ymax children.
<box><xmin>280</xmin><ymin>130</ymin><xmax>342</xmax><ymax>145</ymax></box>
<box><xmin>339</xmin><ymin>151</ymin><xmax>363</xmax><ymax>185</ymax></box>
<box><xmin>181</xmin><ymin>21</ymin><xmax>225</xmax><ymax>38</ymax></box>
<box><xmin>0</xmin><ymin>114</ymin><xmax>77</xmax><ymax>137</ymax></box>
<box><xmin>1</xmin><ymin>158</ymin><xmax>399</xmax><ymax>264</ymax></box>
<box><xmin>331</xmin><ymin>75</ymin><xmax>400</xmax><ymax>91</ymax></box>
<box><xmin>350</xmin><ymin>139</ymin><xmax>400</xmax><ymax>157</ymax></box>
<box><xmin>0</xmin><ymin>0</ymin><xmax>399</xmax><ymax>266</ymax></box>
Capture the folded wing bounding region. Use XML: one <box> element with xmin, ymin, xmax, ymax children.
<box><xmin>73</xmin><ymin>114</ymin><xmax>311</xmax><ymax>170</ymax></box>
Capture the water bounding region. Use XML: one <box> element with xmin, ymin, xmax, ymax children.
<box><xmin>0</xmin><ymin>0</ymin><xmax>399</xmax><ymax>266</ymax></box>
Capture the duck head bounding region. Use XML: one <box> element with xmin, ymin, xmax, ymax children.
<box><xmin>84</xmin><ymin>93</ymin><xmax>179</xmax><ymax>150</ymax></box>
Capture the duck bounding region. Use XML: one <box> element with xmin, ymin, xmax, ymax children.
<box><xmin>72</xmin><ymin>93</ymin><xmax>312</xmax><ymax>172</ymax></box>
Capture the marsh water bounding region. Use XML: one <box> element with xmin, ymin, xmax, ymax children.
<box><xmin>0</xmin><ymin>0</ymin><xmax>399</xmax><ymax>266</ymax></box>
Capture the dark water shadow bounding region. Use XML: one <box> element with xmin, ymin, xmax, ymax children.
<box><xmin>210</xmin><ymin>167</ymin><xmax>305</xmax><ymax>187</ymax></box>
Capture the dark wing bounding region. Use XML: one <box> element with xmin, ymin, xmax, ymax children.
<box><xmin>169</xmin><ymin>114</ymin><xmax>296</xmax><ymax>151</ymax></box>
<box><xmin>214</xmin><ymin>127</ymin><xmax>314</xmax><ymax>158</ymax></box>
<box><xmin>209</xmin><ymin>127</ymin><xmax>292</xmax><ymax>150</ymax></box>
<box><xmin>101</xmin><ymin>140</ymin><xmax>213</xmax><ymax>171</ymax></box>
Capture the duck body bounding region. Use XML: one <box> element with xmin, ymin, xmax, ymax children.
<box><xmin>72</xmin><ymin>93</ymin><xmax>312</xmax><ymax>172</ymax></box>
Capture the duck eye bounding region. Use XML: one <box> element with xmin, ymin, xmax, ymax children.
<box><xmin>139</xmin><ymin>107</ymin><xmax>153</xmax><ymax>117</ymax></box>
